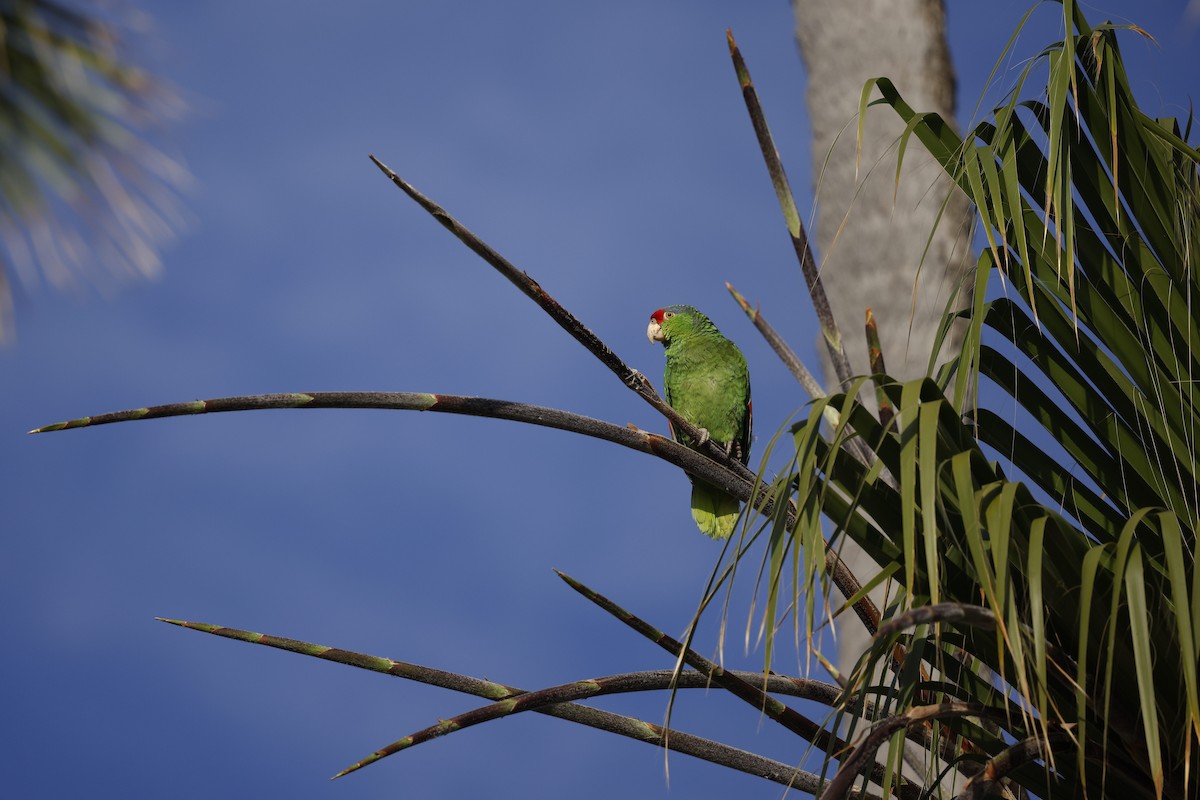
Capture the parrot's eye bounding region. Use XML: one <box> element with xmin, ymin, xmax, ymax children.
<box><xmin>663</xmin><ymin>311</ymin><xmax>674</xmax><ymax>319</ymax></box>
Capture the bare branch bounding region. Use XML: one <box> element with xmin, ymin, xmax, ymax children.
<box><xmin>33</xmin><ymin>387</ymin><xmax>882</xmax><ymax>634</ymax></box>
<box><xmin>365</xmin><ymin>156</ymin><xmax>881</xmax><ymax>635</ymax></box>
<box><xmin>727</xmin><ymin>280</ymin><xmax>881</xmax><ymax>472</ymax></box>
<box><xmin>865</xmin><ymin>307</ymin><xmax>895</xmax><ymax>430</ymax></box>
<box><xmin>32</xmin><ymin>390</ymin><xmax>759</xmax><ymax>506</ymax></box>
<box><xmin>367</xmin><ymin>155</ymin><xmax>755</xmax><ymax>484</ymax></box>
<box><xmin>875</xmin><ymin>602</ymin><xmax>999</xmax><ymax>640</ymax></box>
<box><xmin>876</xmin><ymin>602</ymin><xmax>1078</xmax><ymax>675</ymax></box>
<box><xmin>158</xmin><ymin>618</ymin><xmax>831</xmax><ymax>791</ymax></box>
<box><xmin>726</xmin><ymin>30</ymin><xmax>857</xmax><ymax>396</ymax></box>
<box><xmin>726</xmin><ymin>281</ymin><xmax>825</xmax><ymax>399</ymax></box>
<box><xmin>557</xmin><ymin>570</ymin><xmax>917</xmax><ymax>800</ymax></box>
<box><xmin>957</xmin><ymin>729</ymin><xmax>1076</xmax><ymax>800</ymax></box>
<box><xmin>338</xmin><ymin>670</ymin><xmax>820</xmax><ymax>780</ymax></box>
<box><xmin>819</xmin><ymin>702</ymin><xmax>995</xmax><ymax>800</ymax></box>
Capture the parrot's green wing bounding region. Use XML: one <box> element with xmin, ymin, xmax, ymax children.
<box><xmin>649</xmin><ymin>305</ymin><xmax>751</xmax><ymax>539</ymax></box>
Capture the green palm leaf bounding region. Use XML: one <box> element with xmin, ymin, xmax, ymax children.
<box><xmin>758</xmin><ymin>2</ymin><xmax>1199</xmax><ymax>795</ymax></box>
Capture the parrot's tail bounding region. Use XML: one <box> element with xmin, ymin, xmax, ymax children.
<box><xmin>690</xmin><ymin>482</ymin><xmax>742</xmax><ymax>539</ymax></box>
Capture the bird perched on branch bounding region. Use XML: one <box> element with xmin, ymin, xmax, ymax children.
<box><xmin>647</xmin><ymin>305</ymin><xmax>751</xmax><ymax>539</ymax></box>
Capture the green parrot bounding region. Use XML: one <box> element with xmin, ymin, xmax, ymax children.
<box><xmin>646</xmin><ymin>305</ymin><xmax>752</xmax><ymax>539</ymax></box>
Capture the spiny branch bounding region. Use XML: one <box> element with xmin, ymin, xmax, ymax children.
<box><xmin>876</xmin><ymin>601</ymin><xmax>1077</xmax><ymax>674</ymax></box>
<box><xmin>367</xmin><ymin>154</ymin><xmax>879</xmax><ymax>635</ymax></box>
<box><xmin>366</xmin><ymin>155</ymin><xmax>638</xmax><ymax>387</ymax></box>
<box><xmin>34</xmin><ymin>393</ymin><xmax>884</xmax><ymax>664</ymax></box>
<box><xmin>874</xmin><ymin>602</ymin><xmax>1000</xmax><ymax>640</ymax></box>
<box><xmin>865</xmin><ymin>307</ymin><xmax>895</xmax><ymax>430</ymax></box>
<box><xmin>555</xmin><ymin>569</ymin><xmax>829</xmax><ymax>745</ymax></box>
<box><xmin>726</xmin><ymin>29</ymin><xmax>857</xmax><ymax>396</ymax></box>
<box><xmin>367</xmin><ymin>154</ymin><xmax>755</xmax><ymax>485</ymax></box>
<box><xmin>31</xmin><ymin>384</ymin><xmax>879</xmax><ymax>634</ymax></box>
<box><xmin>30</xmin><ymin>394</ymin><xmax>880</xmax><ymax>645</ymax></box>
<box><xmin>726</xmin><ymin>281</ymin><xmax>825</xmax><ymax>400</ymax></box>
<box><xmin>958</xmin><ymin>729</ymin><xmax>1076</xmax><ymax>800</ymax></box>
<box><xmin>722</xmin><ymin>35</ymin><xmax>892</xmax><ymax>636</ymax></box>
<box><xmin>557</xmin><ymin>570</ymin><xmax>915</xmax><ymax>800</ymax></box>
<box><xmin>819</xmin><ymin>702</ymin><xmax>998</xmax><ymax>800</ymax></box>
<box><xmin>30</xmin><ymin>391</ymin><xmax>756</xmax><ymax>504</ymax></box>
<box><xmin>336</xmin><ymin>670</ymin><xmax>820</xmax><ymax>780</ymax></box>
<box><xmin>727</xmin><ymin>281</ymin><xmax>879</xmax><ymax>470</ymax></box>
<box><xmin>723</xmin><ymin>281</ymin><xmax>881</xmax><ymax>632</ymax></box>
<box><xmin>158</xmin><ymin>618</ymin><xmax>832</xmax><ymax>791</ymax></box>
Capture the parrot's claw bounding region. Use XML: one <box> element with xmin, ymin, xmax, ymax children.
<box><xmin>624</xmin><ymin>369</ymin><xmax>646</xmax><ymax>390</ymax></box>
<box><xmin>695</xmin><ymin>427</ymin><xmax>711</xmax><ymax>447</ymax></box>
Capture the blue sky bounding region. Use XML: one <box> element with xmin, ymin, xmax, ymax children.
<box><xmin>4</xmin><ymin>3</ymin><xmax>1197</xmax><ymax>797</ymax></box>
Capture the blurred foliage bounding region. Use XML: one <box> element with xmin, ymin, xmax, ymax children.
<box><xmin>0</xmin><ymin>0</ymin><xmax>186</xmax><ymax>338</ymax></box>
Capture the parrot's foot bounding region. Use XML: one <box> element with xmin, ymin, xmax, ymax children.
<box><xmin>624</xmin><ymin>369</ymin><xmax>648</xmax><ymax>391</ymax></box>
<box><xmin>694</xmin><ymin>427</ymin><xmax>711</xmax><ymax>447</ymax></box>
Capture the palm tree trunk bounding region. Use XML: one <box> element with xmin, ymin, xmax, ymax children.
<box><xmin>791</xmin><ymin>0</ymin><xmax>973</xmax><ymax>693</ymax></box>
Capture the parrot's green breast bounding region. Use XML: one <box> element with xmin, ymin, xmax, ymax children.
<box><xmin>663</xmin><ymin>334</ymin><xmax>749</xmax><ymax>450</ymax></box>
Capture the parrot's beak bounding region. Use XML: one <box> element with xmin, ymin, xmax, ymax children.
<box><xmin>647</xmin><ymin>319</ymin><xmax>664</xmax><ymax>343</ymax></box>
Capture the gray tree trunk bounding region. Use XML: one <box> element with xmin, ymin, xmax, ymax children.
<box><xmin>793</xmin><ymin>3</ymin><xmax>974</xmax><ymax>792</ymax></box>
<box><xmin>791</xmin><ymin>0</ymin><xmax>973</xmax><ymax>672</ymax></box>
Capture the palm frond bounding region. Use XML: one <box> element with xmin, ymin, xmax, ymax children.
<box><xmin>757</xmin><ymin>2</ymin><xmax>1198</xmax><ymax>795</ymax></box>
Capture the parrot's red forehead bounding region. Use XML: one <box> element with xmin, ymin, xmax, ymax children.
<box><xmin>650</xmin><ymin>308</ymin><xmax>667</xmax><ymax>323</ymax></box>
